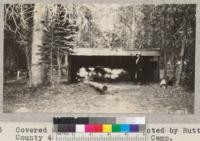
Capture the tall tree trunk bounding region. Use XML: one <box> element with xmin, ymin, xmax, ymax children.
<box><xmin>176</xmin><ymin>17</ymin><xmax>187</xmax><ymax>86</ymax></box>
<box><xmin>57</xmin><ymin>49</ymin><xmax>61</xmax><ymax>82</ymax></box>
<box><xmin>162</xmin><ymin>13</ymin><xmax>167</xmax><ymax>78</ymax></box>
<box><xmin>31</xmin><ymin>4</ymin><xmax>48</xmax><ymax>87</ymax></box>
<box><xmin>20</xmin><ymin>5</ymin><xmax>33</xmax><ymax>87</ymax></box>
<box><xmin>176</xmin><ymin>37</ymin><xmax>186</xmax><ymax>86</ymax></box>
<box><xmin>25</xmin><ymin>47</ymin><xmax>32</xmax><ymax>87</ymax></box>
<box><xmin>171</xmin><ymin>15</ymin><xmax>176</xmax><ymax>79</ymax></box>
<box><xmin>131</xmin><ymin>6</ymin><xmax>136</xmax><ymax>49</ymax></box>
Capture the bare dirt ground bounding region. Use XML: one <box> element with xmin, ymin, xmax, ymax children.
<box><xmin>3</xmin><ymin>79</ymin><xmax>194</xmax><ymax>114</ymax></box>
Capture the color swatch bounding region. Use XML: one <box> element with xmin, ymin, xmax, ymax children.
<box><xmin>53</xmin><ymin>117</ymin><xmax>146</xmax><ymax>133</ymax></box>
<box><xmin>103</xmin><ymin>124</ymin><xmax>112</xmax><ymax>132</ymax></box>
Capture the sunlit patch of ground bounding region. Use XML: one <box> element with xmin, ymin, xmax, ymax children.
<box><xmin>3</xmin><ymin>80</ymin><xmax>194</xmax><ymax>114</ymax></box>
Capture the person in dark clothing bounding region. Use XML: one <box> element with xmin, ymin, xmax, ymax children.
<box><xmin>135</xmin><ymin>53</ymin><xmax>143</xmax><ymax>84</ymax></box>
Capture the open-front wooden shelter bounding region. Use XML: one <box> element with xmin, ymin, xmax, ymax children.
<box><xmin>66</xmin><ymin>48</ymin><xmax>160</xmax><ymax>82</ymax></box>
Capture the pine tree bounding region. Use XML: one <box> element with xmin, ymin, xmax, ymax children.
<box><xmin>40</xmin><ymin>9</ymin><xmax>79</xmax><ymax>84</ymax></box>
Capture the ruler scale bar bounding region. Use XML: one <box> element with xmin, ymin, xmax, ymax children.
<box><xmin>54</xmin><ymin>133</ymin><xmax>146</xmax><ymax>141</ymax></box>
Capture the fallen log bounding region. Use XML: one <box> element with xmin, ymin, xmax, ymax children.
<box><xmin>83</xmin><ymin>80</ymin><xmax>108</xmax><ymax>93</ymax></box>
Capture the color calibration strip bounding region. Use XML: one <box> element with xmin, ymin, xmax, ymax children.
<box><xmin>53</xmin><ymin>117</ymin><xmax>145</xmax><ymax>133</ymax></box>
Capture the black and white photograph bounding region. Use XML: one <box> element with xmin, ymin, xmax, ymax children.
<box><xmin>3</xmin><ymin>4</ymin><xmax>195</xmax><ymax>113</ymax></box>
